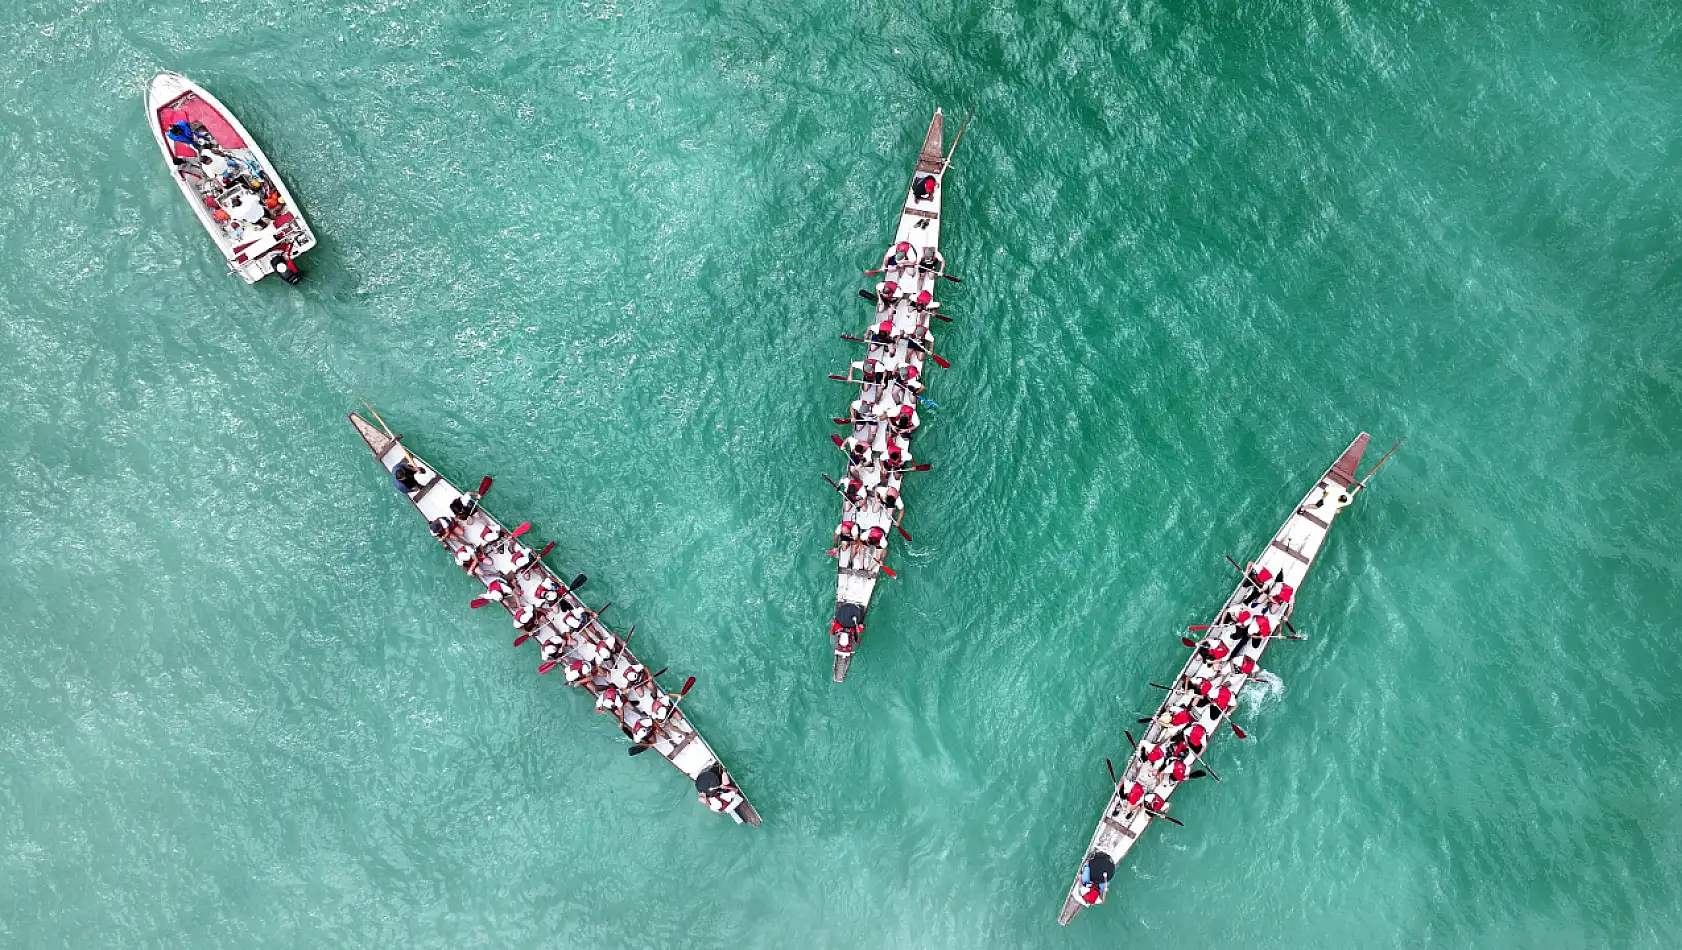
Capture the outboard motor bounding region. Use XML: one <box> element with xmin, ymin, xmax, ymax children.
<box><xmin>270</xmin><ymin>253</ymin><xmax>302</xmax><ymax>285</ymax></box>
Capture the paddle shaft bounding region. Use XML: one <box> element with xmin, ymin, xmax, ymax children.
<box><xmin>1354</xmin><ymin>437</ymin><xmax>1406</xmax><ymax>494</ymax></box>
<box><xmin>944</xmin><ymin>105</ymin><xmax>976</xmax><ymax>167</ymax></box>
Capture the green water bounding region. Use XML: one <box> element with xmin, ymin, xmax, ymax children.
<box><xmin>5</xmin><ymin>0</ymin><xmax>1682</xmax><ymax>946</ymax></box>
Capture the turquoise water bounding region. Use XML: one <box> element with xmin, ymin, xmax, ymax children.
<box><xmin>5</xmin><ymin>0</ymin><xmax>1682</xmax><ymax>946</ymax></box>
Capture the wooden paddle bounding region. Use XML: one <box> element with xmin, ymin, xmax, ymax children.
<box><xmin>1354</xmin><ymin>437</ymin><xmax>1406</xmax><ymax>494</ymax></box>
<box><xmin>943</xmin><ymin>104</ymin><xmax>976</xmax><ymax>168</ymax></box>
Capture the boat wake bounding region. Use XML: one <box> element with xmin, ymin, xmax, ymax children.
<box><xmin>1240</xmin><ymin>671</ymin><xmax>1286</xmax><ymax>713</ymax></box>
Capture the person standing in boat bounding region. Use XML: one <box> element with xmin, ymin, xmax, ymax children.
<box><xmin>1078</xmin><ymin>853</ymin><xmax>1114</xmax><ymax>906</ymax></box>
<box><xmin>391</xmin><ymin>458</ymin><xmax>424</xmax><ymax>495</ymax></box>
<box><xmin>696</xmin><ymin>767</ymin><xmax>743</xmax><ymax>816</ymax></box>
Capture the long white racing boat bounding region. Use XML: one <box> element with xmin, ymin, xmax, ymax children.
<box><xmin>1057</xmin><ymin>433</ymin><xmax>1400</xmax><ymax>925</ymax></box>
<box><xmin>825</xmin><ymin>107</ymin><xmax>970</xmax><ymax>683</ymax></box>
<box><xmin>351</xmin><ymin>412</ymin><xmax>761</xmax><ymax>826</ymax></box>
<box><xmin>147</xmin><ymin>71</ymin><xmax>317</xmax><ymax>284</ymax></box>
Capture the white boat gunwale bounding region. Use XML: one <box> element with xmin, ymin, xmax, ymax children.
<box><xmin>349</xmin><ymin>412</ymin><xmax>761</xmax><ymax>827</ymax></box>
<box><xmin>830</xmin><ymin>108</ymin><xmax>953</xmax><ymax>683</ymax></box>
<box><xmin>1056</xmin><ymin>433</ymin><xmax>1378</xmax><ymax>925</ymax></box>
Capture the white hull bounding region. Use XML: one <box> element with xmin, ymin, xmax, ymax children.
<box><xmin>1058</xmin><ymin>434</ymin><xmax>1372</xmax><ymax>925</ymax></box>
<box><xmin>350</xmin><ymin>413</ymin><xmax>760</xmax><ymax>826</ymax></box>
<box><xmin>146</xmin><ymin>71</ymin><xmax>317</xmax><ymax>284</ymax></box>
<box><xmin>829</xmin><ymin>110</ymin><xmax>951</xmax><ymax>682</ymax></box>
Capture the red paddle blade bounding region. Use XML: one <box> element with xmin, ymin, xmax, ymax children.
<box><xmin>1188</xmin><ymin>624</ymin><xmax>1210</xmax><ymax>631</ymax></box>
<box><xmin>679</xmin><ymin>676</ymin><xmax>696</xmax><ymax>698</ymax></box>
<box><xmin>881</xmin><ymin>565</ymin><xmax>898</xmax><ymax>578</ymax></box>
<box><xmin>511</xmin><ymin>521</ymin><xmax>532</xmax><ymax>539</ymax></box>
<box><xmin>538</xmin><ymin>541</ymin><xmax>556</xmax><ymax>558</ymax></box>
<box><xmin>650</xmin><ymin>666</ymin><xmax>667</xmax><ymax>679</ymax></box>
<box><xmin>513</xmin><ymin>634</ymin><xmax>531</xmax><ymax>647</ymax></box>
<box><xmin>897</xmin><ymin>525</ymin><xmax>912</xmax><ymax>543</ymax></box>
<box><xmin>1181</xmin><ymin>637</ymin><xmax>1197</xmax><ymax>648</ymax></box>
<box><xmin>469</xmin><ymin>598</ymin><xmax>490</xmax><ymax>609</ymax></box>
<box><xmin>1231</xmin><ymin>722</ymin><xmax>1248</xmax><ymax>739</ymax></box>
<box><xmin>538</xmin><ymin>661</ymin><xmax>558</xmax><ymax>675</ymax></box>
<box><xmin>1125</xmin><ymin>730</ymin><xmax>1137</xmax><ymax>748</ymax></box>
<box><xmin>477</xmin><ymin>476</ymin><xmax>493</xmax><ymax>494</ymax></box>
<box><xmin>931</xmin><ymin>354</ymin><xmax>951</xmax><ymax>369</ymax></box>
<box><xmin>1106</xmin><ymin>758</ymin><xmax>1117</xmax><ymax>784</ymax></box>
<box><xmin>830</xmin><ymin>434</ymin><xmax>845</xmax><ymax>448</ymax></box>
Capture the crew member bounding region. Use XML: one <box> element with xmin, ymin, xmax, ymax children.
<box><xmin>917</xmin><ymin>245</ymin><xmax>944</xmax><ymax>275</ymax></box>
<box><xmin>881</xmin><ymin>241</ymin><xmax>916</xmax><ymax>270</ymax></box>
<box><xmin>391</xmin><ymin>458</ymin><xmax>423</xmax><ymax>494</ymax></box>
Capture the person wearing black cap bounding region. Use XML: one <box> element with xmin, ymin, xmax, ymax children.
<box><xmin>1079</xmin><ymin>852</ymin><xmax>1115</xmax><ymax>905</ymax></box>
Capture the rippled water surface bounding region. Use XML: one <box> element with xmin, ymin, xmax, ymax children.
<box><xmin>4</xmin><ymin>0</ymin><xmax>1682</xmax><ymax>947</ymax></box>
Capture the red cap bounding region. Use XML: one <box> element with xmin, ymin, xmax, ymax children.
<box><xmin>883</xmin><ymin>281</ymin><xmax>898</xmax><ymax>294</ymax></box>
<box><xmin>916</xmin><ymin>290</ymin><xmax>932</xmax><ymax>305</ymax></box>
